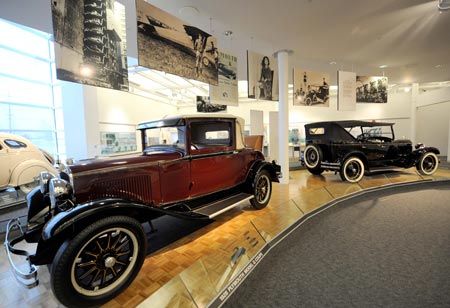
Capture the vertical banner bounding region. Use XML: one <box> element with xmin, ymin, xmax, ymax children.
<box><xmin>209</xmin><ymin>50</ymin><xmax>238</xmax><ymax>106</ymax></box>
<box><xmin>247</xmin><ymin>50</ymin><xmax>279</xmax><ymax>101</ymax></box>
<box><xmin>51</xmin><ymin>0</ymin><xmax>129</xmax><ymax>91</ymax></box>
<box><xmin>338</xmin><ymin>71</ymin><xmax>356</xmax><ymax>111</ymax></box>
<box><xmin>293</xmin><ymin>68</ymin><xmax>330</xmax><ymax>107</ymax></box>
<box><xmin>136</xmin><ymin>0</ymin><xmax>218</xmax><ymax>85</ymax></box>
<box><xmin>356</xmin><ymin>76</ymin><xmax>388</xmax><ymax>103</ymax></box>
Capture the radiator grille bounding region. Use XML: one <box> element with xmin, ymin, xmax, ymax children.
<box><xmin>91</xmin><ymin>175</ymin><xmax>152</xmax><ymax>203</ymax></box>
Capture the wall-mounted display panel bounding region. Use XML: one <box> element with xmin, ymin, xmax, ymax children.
<box><xmin>338</xmin><ymin>71</ymin><xmax>356</xmax><ymax>111</ymax></box>
<box><xmin>247</xmin><ymin>51</ymin><xmax>278</xmax><ymax>101</ymax></box>
<box><xmin>356</xmin><ymin>76</ymin><xmax>388</xmax><ymax>103</ymax></box>
<box><xmin>293</xmin><ymin>68</ymin><xmax>329</xmax><ymax>107</ymax></box>
<box><xmin>51</xmin><ymin>0</ymin><xmax>129</xmax><ymax>91</ymax></box>
<box><xmin>136</xmin><ymin>0</ymin><xmax>218</xmax><ymax>86</ymax></box>
<box><xmin>209</xmin><ymin>50</ymin><xmax>238</xmax><ymax>106</ymax></box>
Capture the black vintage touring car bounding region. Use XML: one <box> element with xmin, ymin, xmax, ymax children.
<box><xmin>301</xmin><ymin>121</ymin><xmax>440</xmax><ymax>182</ymax></box>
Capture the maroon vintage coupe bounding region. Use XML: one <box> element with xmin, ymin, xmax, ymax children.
<box><xmin>5</xmin><ymin>114</ymin><xmax>281</xmax><ymax>307</ymax></box>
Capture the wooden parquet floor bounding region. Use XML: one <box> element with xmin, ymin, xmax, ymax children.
<box><xmin>1</xmin><ymin>168</ymin><xmax>449</xmax><ymax>307</ymax></box>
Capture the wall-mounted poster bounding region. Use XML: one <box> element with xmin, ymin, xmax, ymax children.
<box><xmin>196</xmin><ymin>96</ymin><xmax>227</xmax><ymax>113</ymax></box>
<box><xmin>136</xmin><ymin>0</ymin><xmax>218</xmax><ymax>85</ymax></box>
<box><xmin>356</xmin><ymin>76</ymin><xmax>388</xmax><ymax>103</ymax></box>
<box><xmin>293</xmin><ymin>68</ymin><xmax>330</xmax><ymax>107</ymax></box>
<box><xmin>338</xmin><ymin>71</ymin><xmax>356</xmax><ymax>111</ymax></box>
<box><xmin>209</xmin><ymin>50</ymin><xmax>238</xmax><ymax>106</ymax></box>
<box><xmin>247</xmin><ymin>50</ymin><xmax>278</xmax><ymax>101</ymax></box>
<box><xmin>100</xmin><ymin>132</ymin><xmax>137</xmax><ymax>155</ymax></box>
<box><xmin>51</xmin><ymin>0</ymin><xmax>129</xmax><ymax>91</ymax></box>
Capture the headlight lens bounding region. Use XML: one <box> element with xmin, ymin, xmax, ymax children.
<box><xmin>49</xmin><ymin>178</ymin><xmax>73</xmax><ymax>210</ymax></box>
<box><xmin>40</xmin><ymin>171</ymin><xmax>55</xmax><ymax>194</ymax></box>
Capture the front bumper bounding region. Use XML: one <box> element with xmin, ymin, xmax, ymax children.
<box><xmin>4</xmin><ymin>218</ymin><xmax>39</xmax><ymax>288</ymax></box>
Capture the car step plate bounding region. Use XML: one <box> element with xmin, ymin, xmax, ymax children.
<box><xmin>193</xmin><ymin>193</ymin><xmax>253</xmax><ymax>219</ymax></box>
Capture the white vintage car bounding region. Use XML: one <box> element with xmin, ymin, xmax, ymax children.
<box><xmin>0</xmin><ymin>133</ymin><xmax>58</xmax><ymax>193</ymax></box>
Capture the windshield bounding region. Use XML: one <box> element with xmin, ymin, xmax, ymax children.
<box><xmin>346</xmin><ymin>125</ymin><xmax>393</xmax><ymax>140</ymax></box>
<box><xmin>145</xmin><ymin>126</ymin><xmax>186</xmax><ymax>150</ymax></box>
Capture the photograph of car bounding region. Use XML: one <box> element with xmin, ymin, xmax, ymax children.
<box><xmin>301</xmin><ymin>120</ymin><xmax>440</xmax><ymax>182</ymax></box>
<box><xmin>0</xmin><ymin>133</ymin><xmax>58</xmax><ymax>193</ymax></box>
<box><xmin>5</xmin><ymin>114</ymin><xmax>281</xmax><ymax>307</ymax></box>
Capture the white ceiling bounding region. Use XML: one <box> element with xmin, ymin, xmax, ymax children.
<box><xmin>141</xmin><ymin>0</ymin><xmax>450</xmax><ymax>86</ymax></box>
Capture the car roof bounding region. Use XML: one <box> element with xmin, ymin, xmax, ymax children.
<box><xmin>137</xmin><ymin>114</ymin><xmax>242</xmax><ymax>130</ymax></box>
<box><xmin>305</xmin><ymin>120</ymin><xmax>394</xmax><ymax>128</ymax></box>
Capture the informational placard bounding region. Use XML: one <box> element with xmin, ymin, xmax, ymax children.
<box><xmin>338</xmin><ymin>71</ymin><xmax>356</xmax><ymax>111</ymax></box>
<box><xmin>100</xmin><ymin>132</ymin><xmax>137</xmax><ymax>154</ymax></box>
<box><xmin>209</xmin><ymin>50</ymin><xmax>238</xmax><ymax>106</ymax></box>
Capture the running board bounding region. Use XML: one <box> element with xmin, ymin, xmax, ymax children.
<box><xmin>193</xmin><ymin>193</ymin><xmax>253</xmax><ymax>219</ymax></box>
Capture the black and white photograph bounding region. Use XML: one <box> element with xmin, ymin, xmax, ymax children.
<box><xmin>51</xmin><ymin>0</ymin><xmax>129</xmax><ymax>91</ymax></box>
<box><xmin>136</xmin><ymin>0</ymin><xmax>219</xmax><ymax>86</ymax></box>
<box><xmin>356</xmin><ymin>76</ymin><xmax>388</xmax><ymax>103</ymax></box>
<box><xmin>196</xmin><ymin>96</ymin><xmax>227</xmax><ymax>113</ymax></box>
<box><xmin>293</xmin><ymin>68</ymin><xmax>330</xmax><ymax>107</ymax></box>
<box><xmin>247</xmin><ymin>50</ymin><xmax>278</xmax><ymax>101</ymax></box>
<box><xmin>209</xmin><ymin>50</ymin><xmax>238</xmax><ymax>106</ymax></box>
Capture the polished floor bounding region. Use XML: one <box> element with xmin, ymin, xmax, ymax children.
<box><xmin>1</xmin><ymin>167</ymin><xmax>450</xmax><ymax>307</ymax></box>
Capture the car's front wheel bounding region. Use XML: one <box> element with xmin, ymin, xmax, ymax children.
<box><xmin>250</xmin><ymin>170</ymin><xmax>272</xmax><ymax>210</ymax></box>
<box><xmin>50</xmin><ymin>216</ymin><xmax>147</xmax><ymax>308</ymax></box>
<box><xmin>416</xmin><ymin>152</ymin><xmax>439</xmax><ymax>175</ymax></box>
<box><xmin>340</xmin><ymin>156</ymin><xmax>365</xmax><ymax>183</ymax></box>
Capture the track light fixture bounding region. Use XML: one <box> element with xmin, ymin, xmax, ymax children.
<box><xmin>438</xmin><ymin>0</ymin><xmax>450</xmax><ymax>11</ymax></box>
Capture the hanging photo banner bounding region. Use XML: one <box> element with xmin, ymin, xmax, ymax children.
<box><xmin>196</xmin><ymin>96</ymin><xmax>227</xmax><ymax>113</ymax></box>
<box><xmin>209</xmin><ymin>50</ymin><xmax>238</xmax><ymax>106</ymax></box>
<box><xmin>338</xmin><ymin>71</ymin><xmax>356</xmax><ymax>111</ymax></box>
<box><xmin>247</xmin><ymin>50</ymin><xmax>278</xmax><ymax>101</ymax></box>
<box><xmin>136</xmin><ymin>0</ymin><xmax>218</xmax><ymax>85</ymax></box>
<box><xmin>293</xmin><ymin>68</ymin><xmax>330</xmax><ymax>107</ymax></box>
<box><xmin>356</xmin><ymin>76</ymin><xmax>388</xmax><ymax>103</ymax></box>
<box><xmin>51</xmin><ymin>0</ymin><xmax>129</xmax><ymax>91</ymax></box>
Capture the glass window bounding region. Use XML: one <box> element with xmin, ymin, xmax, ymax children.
<box><xmin>191</xmin><ymin>122</ymin><xmax>232</xmax><ymax>147</ymax></box>
<box><xmin>5</xmin><ymin>139</ymin><xmax>27</xmax><ymax>148</ymax></box>
<box><xmin>0</xmin><ymin>76</ymin><xmax>53</xmax><ymax>106</ymax></box>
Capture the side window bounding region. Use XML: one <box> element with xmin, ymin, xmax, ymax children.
<box><xmin>4</xmin><ymin>139</ymin><xmax>27</xmax><ymax>148</ymax></box>
<box><xmin>191</xmin><ymin>121</ymin><xmax>232</xmax><ymax>148</ymax></box>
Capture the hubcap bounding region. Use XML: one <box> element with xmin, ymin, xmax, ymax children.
<box><xmin>256</xmin><ymin>175</ymin><xmax>270</xmax><ymax>203</ymax></box>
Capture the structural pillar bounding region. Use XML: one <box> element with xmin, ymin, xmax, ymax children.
<box><xmin>410</xmin><ymin>83</ymin><xmax>419</xmax><ymax>144</ymax></box>
<box><xmin>274</xmin><ymin>49</ymin><xmax>293</xmax><ymax>184</ymax></box>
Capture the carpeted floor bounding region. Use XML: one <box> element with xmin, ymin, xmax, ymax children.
<box><xmin>223</xmin><ymin>181</ymin><xmax>450</xmax><ymax>308</ymax></box>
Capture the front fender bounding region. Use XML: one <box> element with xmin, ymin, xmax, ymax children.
<box><xmin>248</xmin><ymin>160</ymin><xmax>281</xmax><ymax>183</ymax></box>
<box><xmin>30</xmin><ymin>199</ymin><xmax>161</xmax><ymax>265</ymax></box>
<box><xmin>411</xmin><ymin>146</ymin><xmax>440</xmax><ymax>163</ymax></box>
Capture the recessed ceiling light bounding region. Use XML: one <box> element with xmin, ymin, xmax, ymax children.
<box><xmin>224</xmin><ymin>30</ymin><xmax>233</xmax><ymax>36</ymax></box>
<box><xmin>379</xmin><ymin>65</ymin><xmax>388</xmax><ymax>69</ymax></box>
<box><xmin>329</xmin><ymin>61</ymin><xmax>337</xmax><ymax>65</ymax></box>
<box><xmin>438</xmin><ymin>0</ymin><xmax>450</xmax><ymax>11</ymax></box>
<box><xmin>435</xmin><ymin>64</ymin><xmax>443</xmax><ymax>68</ymax></box>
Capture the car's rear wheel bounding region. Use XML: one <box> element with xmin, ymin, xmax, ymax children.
<box><xmin>340</xmin><ymin>157</ymin><xmax>365</xmax><ymax>183</ymax></box>
<box><xmin>304</xmin><ymin>144</ymin><xmax>322</xmax><ymax>170</ymax></box>
<box><xmin>51</xmin><ymin>216</ymin><xmax>147</xmax><ymax>307</ymax></box>
<box><xmin>305</xmin><ymin>97</ymin><xmax>312</xmax><ymax>106</ymax></box>
<box><xmin>250</xmin><ymin>170</ymin><xmax>272</xmax><ymax>210</ymax></box>
<box><xmin>416</xmin><ymin>152</ymin><xmax>439</xmax><ymax>175</ymax></box>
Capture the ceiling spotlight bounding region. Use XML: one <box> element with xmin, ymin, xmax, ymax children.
<box><xmin>329</xmin><ymin>61</ymin><xmax>337</xmax><ymax>65</ymax></box>
<box><xmin>438</xmin><ymin>0</ymin><xmax>450</xmax><ymax>11</ymax></box>
<box><xmin>224</xmin><ymin>30</ymin><xmax>233</xmax><ymax>36</ymax></box>
<box><xmin>379</xmin><ymin>65</ymin><xmax>388</xmax><ymax>69</ymax></box>
<box><xmin>435</xmin><ymin>64</ymin><xmax>443</xmax><ymax>68</ymax></box>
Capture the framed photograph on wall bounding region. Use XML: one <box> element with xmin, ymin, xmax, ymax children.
<box><xmin>196</xmin><ymin>96</ymin><xmax>227</xmax><ymax>113</ymax></box>
<box><xmin>247</xmin><ymin>50</ymin><xmax>278</xmax><ymax>101</ymax></box>
<box><xmin>356</xmin><ymin>76</ymin><xmax>388</xmax><ymax>103</ymax></box>
<box><xmin>209</xmin><ymin>50</ymin><xmax>238</xmax><ymax>106</ymax></box>
<box><xmin>51</xmin><ymin>0</ymin><xmax>129</xmax><ymax>91</ymax></box>
<box><xmin>293</xmin><ymin>68</ymin><xmax>330</xmax><ymax>107</ymax></box>
<box><xmin>136</xmin><ymin>0</ymin><xmax>218</xmax><ymax>85</ymax></box>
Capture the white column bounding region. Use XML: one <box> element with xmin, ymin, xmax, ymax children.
<box><xmin>275</xmin><ymin>50</ymin><xmax>292</xmax><ymax>184</ymax></box>
<box><xmin>410</xmin><ymin>83</ymin><xmax>419</xmax><ymax>144</ymax></box>
<box><xmin>448</xmin><ymin>114</ymin><xmax>450</xmax><ymax>163</ymax></box>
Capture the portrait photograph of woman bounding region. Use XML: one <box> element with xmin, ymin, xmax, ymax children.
<box><xmin>247</xmin><ymin>50</ymin><xmax>278</xmax><ymax>101</ymax></box>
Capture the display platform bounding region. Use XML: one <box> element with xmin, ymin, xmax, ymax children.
<box><xmin>1</xmin><ymin>168</ymin><xmax>449</xmax><ymax>307</ymax></box>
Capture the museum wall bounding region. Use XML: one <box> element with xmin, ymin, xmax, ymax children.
<box><xmin>416</xmin><ymin>87</ymin><xmax>450</xmax><ymax>157</ymax></box>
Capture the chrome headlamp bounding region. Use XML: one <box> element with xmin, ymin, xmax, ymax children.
<box><xmin>40</xmin><ymin>171</ymin><xmax>55</xmax><ymax>194</ymax></box>
<box><xmin>49</xmin><ymin>178</ymin><xmax>73</xmax><ymax>211</ymax></box>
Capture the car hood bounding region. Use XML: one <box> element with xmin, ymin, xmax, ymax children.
<box><xmin>68</xmin><ymin>150</ymin><xmax>184</xmax><ymax>174</ymax></box>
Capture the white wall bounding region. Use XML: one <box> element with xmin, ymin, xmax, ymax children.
<box><xmin>416</xmin><ymin>87</ymin><xmax>450</xmax><ymax>157</ymax></box>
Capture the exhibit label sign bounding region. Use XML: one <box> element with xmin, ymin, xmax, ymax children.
<box><xmin>338</xmin><ymin>71</ymin><xmax>356</xmax><ymax>111</ymax></box>
<box><xmin>209</xmin><ymin>50</ymin><xmax>238</xmax><ymax>106</ymax></box>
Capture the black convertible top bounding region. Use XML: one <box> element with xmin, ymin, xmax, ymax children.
<box><xmin>306</xmin><ymin>120</ymin><xmax>394</xmax><ymax>128</ymax></box>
